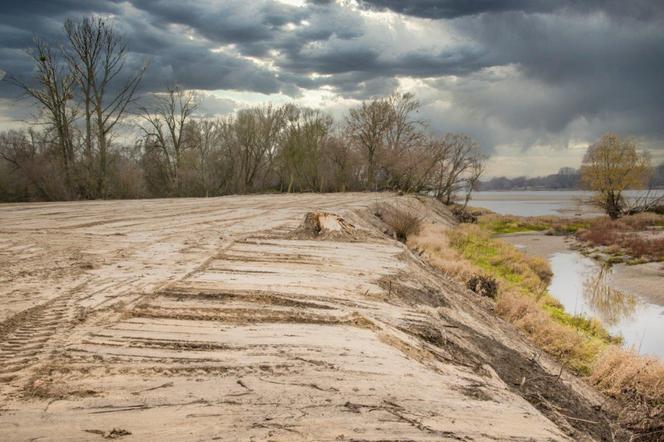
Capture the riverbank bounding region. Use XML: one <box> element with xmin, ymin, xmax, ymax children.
<box><xmin>501</xmin><ymin>232</ymin><xmax>664</xmax><ymax>358</ymax></box>
<box><xmin>409</xmin><ymin>211</ymin><xmax>664</xmax><ymax>436</ymax></box>
<box><xmin>501</xmin><ymin>232</ymin><xmax>664</xmax><ymax>308</ymax></box>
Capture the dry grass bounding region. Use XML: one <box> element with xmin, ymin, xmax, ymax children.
<box><xmin>590</xmin><ymin>348</ymin><xmax>664</xmax><ymax>434</ymax></box>
<box><xmin>376</xmin><ymin>204</ymin><xmax>423</xmax><ymax>242</ymax></box>
<box><xmin>408</xmin><ymin>223</ymin><xmax>475</xmax><ymax>281</ymax></box>
<box><xmin>496</xmin><ymin>290</ymin><xmax>604</xmax><ymax>373</ymax></box>
<box><xmin>590</xmin><ymin>348</ymin><xmax>664</xmax><ymax>401</ymax></box>
<box><xmin>447</xmin><ymin>224</ymin><xmax>553</xmax><ymax>289</ymax></box>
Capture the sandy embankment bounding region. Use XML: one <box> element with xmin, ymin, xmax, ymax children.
<box><xmin>0</xmin><ymin>194</ymin><xmax>624</xmax><ymax>441</ymax></box>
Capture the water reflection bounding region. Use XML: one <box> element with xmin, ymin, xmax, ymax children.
<box><xmin>583</xmin><ymin>266</ymin><xmax>637</xmax><ymax>326</ymax></box>
<box><xmin>548</xmin><ymin>251</ymin><xmax>664</xmax><ymax>359</ymax></box>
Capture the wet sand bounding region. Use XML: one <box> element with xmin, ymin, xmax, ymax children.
<box><xmin>608</xmin><ymin>262</ymin><xmax>664</xmax><ymax>306</ymax></box>
<box><xmin>498</xmin><ymin>232</ymin><xmax>570</xmax><ymax>258</ymax></box>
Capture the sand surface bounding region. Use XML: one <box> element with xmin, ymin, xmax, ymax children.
<box><xmin>498</xmin><ymin>232</ymin><xmax>571</xmax><ymax>258</ymax></box>
<box><xmin>0</xmin><ymin>194</ymin><xmax>620</xmax><ymax>441</ymax></box>
<box><xmin>607</xmin><ymin>262</ymin><xmax>664</xmax><ymax>306</ymax></box>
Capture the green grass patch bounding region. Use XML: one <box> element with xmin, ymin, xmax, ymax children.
<box><xmin>479</xmin><ymin>214</ymin><xmax>591</xmax><ymax>235</ymax></box>
<box><xmin>480</xmin><ymin>218</ymin><xmax>548</xmax><ymax>234</ymax></box>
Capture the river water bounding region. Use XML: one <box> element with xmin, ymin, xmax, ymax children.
<box><xmin>471</xmin><ymin>190</ymin><xmax>663</xmax><ymax>217</ymax></box>
<box><xmin>479</xmin><ymin>190</ymin><xmax>664</xmax><ymax>360</ymax></box>
<box><xmin>548</xmin><ymin>252</ymin><xmax>663</xmax><ymax>359</ymax></box>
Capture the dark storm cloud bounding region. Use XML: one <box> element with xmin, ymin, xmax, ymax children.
<box><xmin>358</xmin><ymin>0</ymin><xmax>664</xmax><ymax>20</ymax></box>
<box><xmin>444</xmin><ymin>10</ymin><xmax>664</xmax><ymax>141</ymax></box>
<box><xmin>0</xmin><ymin>0</ymin><xmax>663</xmax><ymax>163</ymax></box>
<box><xmin>358</xmin><ymin>0</ymin><xmax>557</xmax><ymax>19</ymax></box>
<box><xmin>0</xmin><ymin>0</ymin><xmax>287</xmax><ymax>98</ymax></box>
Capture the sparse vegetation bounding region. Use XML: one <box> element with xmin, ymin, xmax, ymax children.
<box><xmin>478</xmin><ymin>211</ymin><xmax>663</xmax><ymax>263</ymax></box>
<box><xmin>479</xmin><ymin>213</ymin><xmax>590</xmax><ymax>235</ymax></box>
<box><xmin>575</xmin><ymin>213</ymin><xmax>664</xmax><ymax>261</ymax></box>
<box><xmin>375</xmin><ymin>204</ymin><xmax>423</xmax><ymax>242</ymax></box>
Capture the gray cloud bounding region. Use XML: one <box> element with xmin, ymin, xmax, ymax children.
<box><xmin>358</xmin><ymin>0</ymin><xmax>664</xmax><ymax>20</ymax></box>
<box><xmin>0</xmin><ymin>0</ymin><xmax>662</xmax><ymax>173</ymax></box>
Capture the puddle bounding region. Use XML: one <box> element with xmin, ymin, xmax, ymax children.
<box><xmin>548</xmin><ymin>251</ymin><xmax>664</xmax><ymax>359</ymax></box>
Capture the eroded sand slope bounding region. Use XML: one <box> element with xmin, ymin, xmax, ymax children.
<box><xmin>0</xmin><ymin>194</ymin><xmax>612</xmax><ymax>441</ymax></box>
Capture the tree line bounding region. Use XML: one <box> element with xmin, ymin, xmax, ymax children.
<box><xmin>480</xmin><ymin>167</ymin><xmax>581</xmax><ymax>191</ymax></box>
<box><xmin>481</xmin><ymin>163</ymin><xmax>663</xmax><ymax>192</ymax></box>
<box><xmin>0</xmin><ymin>17</ymin><xmax>485</xmax><ymax>203</ymax></box>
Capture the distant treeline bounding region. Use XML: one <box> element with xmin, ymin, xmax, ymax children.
<box><xmin>479</xmin><ymin>167</ymin><xmax>580</xmax><ymax>191</ymax></box>
<box><xmin>480</xmin><ymin>164</ymin><xmax>664</xmax><ymax>191</ymax></box>
<box><xmin>0</xmin><ymin>17</ymin><xmax>487</xmax><ymax>203</ymax></box>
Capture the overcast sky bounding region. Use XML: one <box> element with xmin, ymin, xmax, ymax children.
<box><xmin>1</xmin><ymin>0</ymin><xmax>663</xmax><ymax>177</ymax></box>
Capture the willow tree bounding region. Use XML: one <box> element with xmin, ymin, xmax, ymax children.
<box><xmin>581</xmin><ymin>133</ymin><xmax>652</xmax><ymax>219</ymax></box>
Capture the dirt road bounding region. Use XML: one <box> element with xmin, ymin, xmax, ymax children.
<box><xmin>0</xmin><ymin>194</ymin><xmax>619</xmax><ymax>440</ymax></box>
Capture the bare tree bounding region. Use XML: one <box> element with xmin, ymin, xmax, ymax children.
<box><xmin>461</xmin><ymin>155</ymin><xmax>485</xmax><ymax>209</ymax></box>
<box><xmin>64</xmin><ymin>17</ymin><xmax>145</xmax><ymax>197</ymax></box>
<box><xmin>280</xmin><ymin>105</ymin><xmax>333</xmax><ymax>192</ymax></box>
<box><xmin>140</xmin><ymin>87</ymin><xmax>198</xmax><ymax>196</ymax></box>
<box><xmin>226</xmin><ymin>104</ymin><xmax>286</xmax><ymax>193</ymax></box>
<box><xmin>433</xmin><ymin>134</ymin><xmax>484</xmax><ymax>205</ymax></box>
<box><xmin>10</xmin><ymin>38</ymin><xmax>78</xmax><ymax>196</ymax></box>
<box><xmin>346</xmin><ymin>98</ymin><xmax>393</xmax><ymax>190</ymax></box>
<box><xmin>186</xmin><ymin>119</ymin><xmax>220</xmax><ymax>197</ymax></box>
<box><xmin>382</xmin><ymin>92</ymin><xmax>424</xmax><ymax>188</ymax></box>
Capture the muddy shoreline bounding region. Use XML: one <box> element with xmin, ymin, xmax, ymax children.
<box><xmin>500</xmin><ymin>232</ymin><xmax>664</xmax><ymax>309</ymax></box>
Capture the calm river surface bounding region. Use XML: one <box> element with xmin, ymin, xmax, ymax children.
<box><xmin>481</xmin><ymin>191</ymin><xmax>664</xmax><ymax>360</ymax></box>
<box><xmin>471</xmin><ymin>190</ymin><xmax>663</xmax><ymax>217</ymax></box>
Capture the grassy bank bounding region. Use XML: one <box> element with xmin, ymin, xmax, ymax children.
<box><xmin>411</xmin><ymin>222</ymin><xmax>616</xmax><ymax>374</ymax></box>
<box><xmin>478</xmin><ymin>213</ymin><xmax>590</xmax><ymax>235</ymax></box>
<box><xmin>408</xmin><ymin>219</ymin><xmax>663</xmax><ymax>433</ymax></box>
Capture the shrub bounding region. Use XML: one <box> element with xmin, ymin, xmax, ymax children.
<box><xmin>466</xmin><ymin>275</ymin><xmax>498</xmax><ymax>298</ymax></box>
<box><xmin>576</xmin><ymin>214</ymin><xmax>664</xmax><ymax>260</ymax></box>
<box><xmin>451</xmin><ymin>206</ymin><xmax>478</xmax><ymax>223</ymax></box>
<box><xmin>376</xmin><ymin>205</ymin><xmax>423</xmax><ymax>242</ymax></box>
